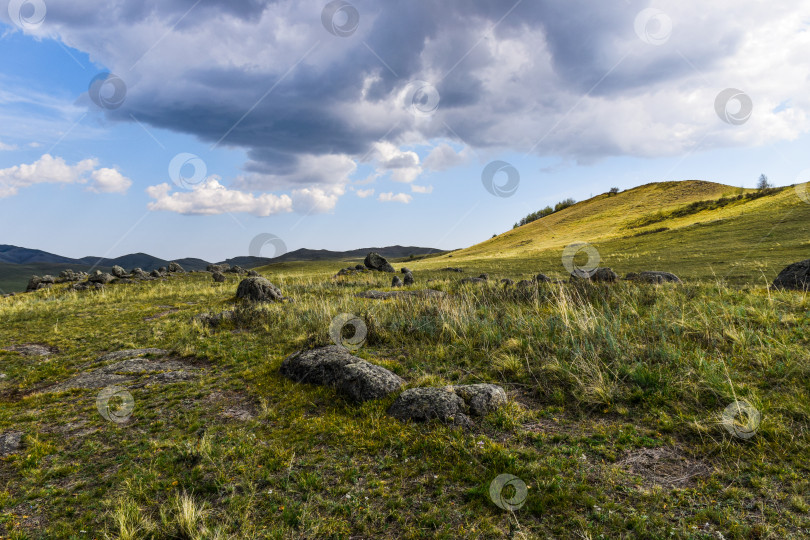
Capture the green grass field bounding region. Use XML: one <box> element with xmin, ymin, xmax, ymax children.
<box><xmin>1</xmin><ymin>181</ymin><xmax>810</xmax><ymax>538</ymax></box>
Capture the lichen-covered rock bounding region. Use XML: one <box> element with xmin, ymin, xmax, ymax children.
<box><xmin>771</xmin><ymin>259</ymin><xmax>810</xmax><ymax>291</ymax></box>
<box><xmin>403</xmin><ymin>272</ymin><xmax>415</xmax><ymax>285</ymax></box>
<box><xmin>364</xmin><ymin>252</ymin><xmax>395</xmax><ymax>272</ymax></box>
<box><xmin>451</xmin><ymin>384</ymin><xmax>507</xmax><ymax>417</ymax></box>
<box><xmin>131</xmin><ymin>268</ymin><xmax>150</xmax><ymax>279</ymax></box>
<box><xmin>227</xmin><ymin>265</ymin><xmax>247</xmax><ymax>274</ymax></box>
<box><xmin>212</xmin><ymin>271</ymin><xmax>226</xmax><ymax>283</ymax></box>
<box><xmin>392</xmin><ymin>276</ymin><xmax>403</xmax><ymax>288</ymax></box>
<box><xmin>387</xmin><ymin>387</ymin><xmax>471</xmax><ymax>427</ymax></box>
<box><xmin>534</xmin><ymin>273</ymin><xmax>552</xmax><ymax>283</ymax></box>
<box><xmin>336</xmin><ymin>362</ymin><xmax>404</xmax><ymax>402</ymax></box>
<box><xmin>401</xmin><ymin>267</ymin><xmax>412</xmax><ymax>274</ymax></box>
<box><xmin>247</xmin><ymin>270</ymin><xmax>260</xmax><ymax>277</ymax></box>
<box><xmin>0</xmin><ymin>431</ymin><xmax>23</xmax><ymax>456</ymax></box>
<box><xmin>111</xmin><ymin>265</ymin><xmax>127</xmax><ymax>278</ymax></box>
<box><xmin>236</xmin><ymin>276</ymin><xmax>284</xmax><ymax>302</ymax></box>
<box><xmin>168</xmin><ymin>262</ymin><xmax>185</xmax><ymax>273</ymax></box>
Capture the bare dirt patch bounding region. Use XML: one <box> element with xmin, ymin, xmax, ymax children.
<box><xmin>46</xmin><ymin>349</ymin><xmax>205</xmax><ymax>393</ymax></box>
<box><xmin>2</xmin><ymin>343</ymin><xmax>59</xmax><ymax>356</ymax></box>
<box><xmin>617</xmin><ymin>446</ymin><xmax>712</xmax><ymax>488</ymax></box>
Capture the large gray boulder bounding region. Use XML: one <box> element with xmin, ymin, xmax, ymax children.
<box><xmin>236</xmin><ymin>276</ymin><xmax>284</xmax><ymax>302</ymax></box>
<box><xmin>625</xmin><ymin>271</ymin><xmax>682</xmax><ymax>284</ymax></box>
<box><xmin>772</xmin><ymin>259</ymin><xmax>810</xmax><ymax>291</ymax></box>
<box><xmin>280</xmin><ymin>346</ymin><xmax>403</xmax><ymax>402</ymax></box>
<box><xmin>403</xmin><ymin>272</ymin><xmax>414</xmax><ymax>285</ymax></box>
<box><xmin>168</xmin><ymin>262</ymin><xmax>185</xmax><ymax>273</ymax></box>
<box><xmin>364</xmin><ymin>252</ymin><xmax>395</xmax><ymax>273</ymax></box>
<box><xmin>26</xmin><ymin>276</ymin><xmax>49</xmax><ymax>292</ymax></box>
<box><xmin>131</xmin><ymin>268</ymin><xmax>150</xmax><ymax>279</ymax></box>
<box><xmin>387</xmin><ymin>387</ymin><xmax>472</xmax><ymax>427</ymax></box>
<box><xmin>111</xmin><ymin>265</ymin><xmax>127</xmax><ymax>278</ymax></box>
<box><xmin>212</xmin><ymin>271</ymin><xmax>226</xmax><ymax>283</ymax></box>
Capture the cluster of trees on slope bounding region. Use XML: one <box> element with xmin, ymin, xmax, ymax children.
<box><xmin>513</xmin><ymin>198</ymin><xmax>577</xmax><ymax>229</ymax></box>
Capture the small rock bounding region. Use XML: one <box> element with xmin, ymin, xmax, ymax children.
<box><xmin>387</xmin><ymin>387</ymin><xmax>471</xmax><ymax>428</ymax></box>
<box><xmin>227</xmin><ymin>265</ymin><xmax>247</xmax><ymax>274</ymax></box>
<box><xmin>478</xmin><ymin>273</ymin><xmax>489</xmax><ymax>280</ymax></box>
<box><xmin>392</xmin><ymin>276</ymin><xmax>403</xmax><ymax>288</ymax></box>
<box><xmin>355</xmin><ymin>264</ymin><xmax>365</xmax><ymax>270</ymax></box>
<box><xmin>451</xmin><ymin>384</ymin><xmax>507</xmax><ymax>416</ymax></box>
<box><xmin>336</xmin><ymin>362</ymin><xmax>405</xmax><ymax>402</ymax></box>
<box><xmin>158</xmin><ymin>267</ymin><xmax>167</xmax><ymax>273</ymax></box>
<box><xmin>442</xmin><ymin>267</ymin><xmax>464</xmax><ymax>273</ymax></box>
<box><xmin>534</xmin><ymin>273</ymin><xmax>552</xmax><ymax>283</ymax></box>
<box><xmin>167</xmin><ymin>262</ymin><xmax>185</xmax><ymax>273</ymax></box>
<box><xmin>212</xmin><ymin>272</ymin><xmax>226</xmax><ymax>283</ymax></box>
<box><xmin>403</xmin><ymin>272</ymin><xmax>414</xmax><ymax>285</ymax></box>
<box><xmin>150</xmin><ymin>269</ymin><xmax>164</xmax><ymax>278</ymax></box>
<box><xmin>572</xmin><ymin>267</ymin><xmax>618</xmax><ymax>283</ymax></box>
<box><xmin>111</xmin><ymin>265</ymin><xmax>127</xmax><ymax>278</ymax></box>
<box><xmin>236</xmin><ymin>276</ymin><xmax>285</xmax><ymax>302</ymax></box>
<box><xmin>131</xmin><ymin>268</ymin><xmax>150</xmax><ymax>279</ymax></box>
<box><xmin>460</xmin><ymin>277</ymin><xmax>487</xmax><ymax>284</ymax></box>
<box><xmin>401</xmin><ymin>267</ymin><xmax>412</xmax><ymax>274</ymax></box>
<box><xmin>501</xmin><ymin>278</ymin><xmax>514</xmax><ymax>286</ymax></box>
<box><xmin>0</xmin><ymin>431</ymin><xmax>23</xmax><ymax>456</ymax></box>
<box><xmin>247</xmin><ymin>270</ymin><xmax>260</xmax><ymax>277</ymax></box>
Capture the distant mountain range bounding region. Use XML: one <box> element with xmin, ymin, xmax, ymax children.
<box><xmin>0</xmin><ymin>244</ymin><xmax>445</xmax><ymax>293</ymax></box>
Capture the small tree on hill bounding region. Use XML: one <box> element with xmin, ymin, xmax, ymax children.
<box><xmin>608</xmin><ymin>187</ymin><xmax>619</xmax><ymax>196</ymax></box>
<box><xmin>757</xmin><ymin>174</ymin><xmax>771</xmax><ymax>190</ymax></box>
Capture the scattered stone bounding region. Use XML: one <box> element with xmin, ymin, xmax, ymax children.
<box><xmin>392</xmin><ymin>276</ymin><xmax>403</xmax><ymax>287</ymax></box>
<box><xmin>131</xmin><ymin>268</ymin><xmax>150</xmax><ymax>279</ymax></box>
<box><xmin>25</xmin><ymin>275</ymin><xmax>52</xmax><ymax>292</ymax></box>
<box><xmin>534</xmin><ymin>273</ymin><xmax>552</xmax><ymax>283</ymax></box>
<box><xmin>625</xmin><ymin>271</ymin><xmax>683</xmax><ymax>284</ymax></box>
<box><xmin>403</xmin><ymin>272</ymin><xmax>415</xmax><ymax>285</ymax></box>
<box><xmin>207</xmin><ymin>263</ymin><xmax>230</xmax><ymax>273</ymax></box>
<box><xmin>212</xmin><ymin>272</ymin><xmax>226</xmax><ymax>283</ymax></box>
<box><xmin>335</xmin><ymin>268</ymin><xmax>356</xmax><ymax>277</ymax></box>
<box><xmin>0</xmin><ymin>431</ymin><xmax>23</xmax><ymax>456</ymax></box>
<box><xmin>479</xmin><ymin>273</ymin><xmax>489</xmax><ymax>280</ymax></box>
<box><xmin>193</xmin><ymin>310</ymin><xmax>235</xmax><ymax>328</ymax></box>
<box><xmin>355</xmin><ymin>264</ymin><xmax>365</xmax><ymax>270</ymax></box>
<box><xmin>364</xmin><ymin>252</ymin><xmax>395</xmax><ymax>272</ymax></box>
<box><xmin>387</xmin><ymin>387</ymin><xmax>471</xmax><ymax>428</ymax></box>
<box><xmin>451</xmin><ymin>384</ymin><xmax>507</xmax><ymax>417</ymax></box>
<box><xmin>401</xmin><ymin>267</ymin><xmax>412</xmax><ymax>274</ymax></box>
<box><xmin>280</xmin><ymin>345</ymin><xmax>404</xmax><ymax>402</ymax></box>
<box><xmin>501</xmin><ymin>278</ymin><xmax>514</xmax><ymax>286</ymax></box>
<box><xmin>57</xmin><ymin>269</ymin><xmax>85</xmax><ymax>282</ymax></box>
<box><xmin>772</xmin><ymin>259</ymin><xmax>810</xmax><ymax>291</ymax></box>
<box><xmin>111</xmin><ymin>265</ymin><xmax>127</xmax><ymax>278</ymax></box>
<box><xmin>168</xmin><ymin>262</ymin><xmax>185</xmax><ymax>273</ymax></box>
<box><xmin>158</xmin><ymin>266</ymin><xmax>167</xmax><ymax>273</ymax></box>
<box><xmin>236</xmin><ymin>276</ymin><xmax>285</xmax><ymax>302</ymax></box>
<box><xmin>355</xmin><ymin>289</ymin><xmax>447</xmax><ymax>300</ymax></box>
<box><xmin>571</xmin><ymin>267</ymin><xmax>618</xmax><ymax>283</ymax></box>
<box><xmin>460</xmin><ymin>277</ymin><xmax>487</xmax><ymax>284</ymax></box>
<box><xmin>442</xmin><ymin>267</ymin><xmax>464</xmax><ymax>273</ymax></box>
<box><xmin>88</xmin><ymin>271</ymin><xmax>116</xmax><ymax>284</ymax></box>
<box><xmin>150</xmin><ymin>269</ymin><xmax>164</xmax><ymax>278</ymax></box>
<box><xmin>516</xmin><ymin>280</ymin><xmax>534</xmax><ymax>288</ymax></box>
<box><xmin>247</xmin><ymin>270</ymin><xmax>260</xmax><ymax>277</ymax></box>
<box><xmin>227</xmin><ymin>265</ymin><xmax>247</xmax><ymax>274</ymax></box>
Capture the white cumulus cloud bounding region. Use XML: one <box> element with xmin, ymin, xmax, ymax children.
<box><xmin>146</xmin><ymin>178</ymin><xmax>293</xmax><ymax>216</ymax></box>
<box><xmin>378</xmin><ymin>192</ymin><xmax>413</xmax><ymax>204</ymax></box>
<box><xmin>0</xmin><ymin>154</ymin><xmax>131</xmax><ymax>198</ymax></box>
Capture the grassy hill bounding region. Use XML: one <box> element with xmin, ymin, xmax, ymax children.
<box><xmin>385</xmin><ymin>181</ymin><xmax>810</xmax><ymax>286</ymax></box>
<box><xmin>2</xmin><ymin>180</ymin><xmax>810</xmax><ymax>538</ymax></box>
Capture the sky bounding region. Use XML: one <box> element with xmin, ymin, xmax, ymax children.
<box><xmin>1</xmin><ymin>0</ymin><xmax>809</xmax><ymax>262</ymax></box>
